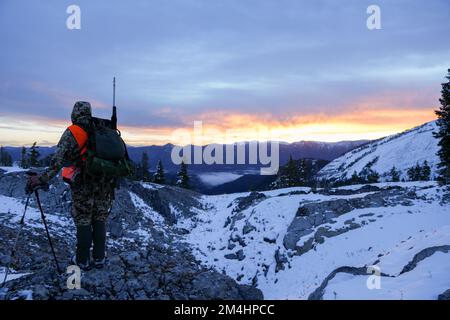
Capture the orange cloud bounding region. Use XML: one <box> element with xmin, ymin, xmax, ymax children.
<box><xmin>0</xmin><ymin>106</ymin><xmax>437</xmax><ymax>146</ymax></box>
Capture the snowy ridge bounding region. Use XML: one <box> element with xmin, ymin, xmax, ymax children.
<box><xmin>182</xmin><ymin>182</ymin><xmax>450</xmax><ymax>299</ymax></box>
<box><xmin>317</xmin><ymin>121</ymin><xmax>439</xmax><ymax>182</ymax></box>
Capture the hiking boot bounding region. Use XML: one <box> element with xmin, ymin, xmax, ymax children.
<box><xmin>76</xmin><ymin>224</ymin><xmax>93</xmax><ymax>270</ymax></box>
<box><xmin>93</xmin><ymin>257</ymin><xmax>106</xmax><ymax>269</ymax></box>
<box><xmin>71</xmin><ymin>255</ymin><xmax>91</xmax><ymax>271</ymax></box>
<box><xmin>92</xmin><ymin>220</ymin><xmax>107</xmax><ymax>268</ymax></box>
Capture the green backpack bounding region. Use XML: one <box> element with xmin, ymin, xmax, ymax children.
<box><xmin>85</xmin><ymin>112</ymin><xmax>134</xmax><ymax>178</ymax></box>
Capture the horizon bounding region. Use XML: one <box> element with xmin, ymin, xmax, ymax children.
<box><xmin>0</xmin><ymin>118</ymin><xmax>434</xmax><ymax>148</ymax></box>
<box><xmin>1</xmin><ymin>1</ymin><xmax>449</xmax><ymax>146</ymax></box>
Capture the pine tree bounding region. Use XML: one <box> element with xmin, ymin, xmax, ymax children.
<box><xmin>420</xmin><ymin>160</ymin><xmax>431</xmax><ymax>181</ymax></box>
<box><xmin>153</xmin><ymin>160</ymin><xmax>165</xmax><ymax>184</ymax></box>
<box><xmin>358</xmin><ymin>166</ymin><xmax>379</xmax><ymax>183</ymax></box>
<box><xmin>407</xmin><ymin>166</ymin><xmax>416</xmax><ymax>181</ymax></box>
<box><xmin>407</xmin><ymin>162</ymin><xmax>422</xmax><ymax>181</ymax></box>
<box><xmin>389</xmin><ymin>166</ymin><xmax>400</xmax><ymax>182</ymax></box>
<box><xmin>28</xmin><ymin>142</ymin><xmax>40</xmax><ymax>167</ymax></box>
<box><xmin>350</xmin><ymin>171</ymin><xmax>360</xmax><ymax>184</ymax></box>
<box><xmin>434</xmin><ymin>69</ymin><xmax>450</xmax><ymax>184</ymax></box>
<box><xmin>285</xmin><ymin>155</ymin><xmax>300</xmax><ymax>187</ymax></box>
<box><xmin>0</xmin><ymin>146</ymin><xmax>13</xmax><ymax>166</ymax></box>
<box><xmin>176</xmin><ymin>161</ymin><xmax>190</xmax><ymax>189</ymax></box>
<box><xmin>366</xmin><ymin>170</ymin><xmax>379</xmax><ymax>183</ymax></box>
<box><xmin>298</xmin><ymin>159</ymin><xmax>308</xmax><ymax>186</ymax></box>
<box><xmin>20</xmin><ymin>146</ymin><xmax>28</xmax><ymax>168</ymax></box>
<box><xmin>140</xmin><ymin>151</ymin><xmax>150</xmax><ymax>181</ymax></box>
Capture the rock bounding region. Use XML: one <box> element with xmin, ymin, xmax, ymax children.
<box><xmin>224</xmin><ymin>253</ymin><xmax>238</xmax><ymax>260</ymax></box>
<box><xmin>108</xmin><ymin>221</ymin><xmax>123</xmax><ymax>238</ymax></box>
<box><xmin>0</xmin><ymin>172</ymin><xmax>265</xmax><ymax>301</ymax></box>
<box><xmin>233</xmin><ymin>192</ymin><xmax>266</xmax><ymax>214</ymax></box>
<box><xmin>400</xmin><ymin>245</ymin><xmax>450</xmax><ymax>274</ymax></box>
<box><xmin>33</xmin><ymin>285</ymin><xmax>49</xmax><ymax>300</ymax></box>
<box><xmin>243</xmin><ymin>222</ymin><xmax>256</xmax><ymax>235</ymax></box>
<box><xmin>263</xmin><ymin>237</ymin><xmax>276</xmax><ymax>244</ymax></box>
<box><xmin>238</xmin><ymin>284</ymin><xmax>264</xmax><ymax>300</ymax></box>
<box><xmin>274</xmin><ymin>249</ymin><xmax>288</xmax><ymax>272</ymax></box>
<box><xmin>438</xmin><ymin>289</ymin><xmax>450</xmax><ymax>300</ymax></box>
<box><xmin>236</xmin><ymin>249</ymin><xmax>245</xmax><ymax>261</ymax></box>
<box><xmin>72</xmin><ymin>288</ymin><xmax>90</xmax><ymax>296</ymax></box>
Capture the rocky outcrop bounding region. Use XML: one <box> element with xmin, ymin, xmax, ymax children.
<box><xmin>0</xmin><ymin>171</ymin><xmax>263</xmax><ymax>300</ymax></box>
<box><xmin>283</xmin><ymin>187</ymin><xmax>420</xmax><ymax>254</ymax></box>
<box><xmin>0</xmin><ymin>240</ymin><xmax>262</xmax><ymax>300</ymax></box>
<box><xmin>400</xmin><ymin>245</ymin><xmax>450</xmax><ymax>274</ymax></box>
<box><xmin>438</xmin><ymin>289</ymin><xmax>450</xmax><ymax>300</ymax></box>
<box><xmin>308</xmin><ymin>244</ymin><xmax>450</xmax><ymax>300</ymax></box>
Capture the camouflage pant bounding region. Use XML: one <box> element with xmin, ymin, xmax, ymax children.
<box><xmin>71</xmin><ymin>182</ymin><xmax>113</xmax><ymax>226</ymax></box>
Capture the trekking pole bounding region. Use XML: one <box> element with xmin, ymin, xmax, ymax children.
<box><xmin>34</xmin><ymin>190</ymin><xmax>61</xmax><ymax>274</ymax></box>
<box><xmin>1</xmin><ymin>193</ymin><xmax>32</xmax><ymax>288</ymax></box>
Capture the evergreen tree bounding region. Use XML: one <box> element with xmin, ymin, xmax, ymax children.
<box><xmin>176</xmin><ymin>161</ymin><xmax>190</xmax><ymax>189</ymax></box>
<box><xmin>434</xmin><ymin>69</ymin><xmax>450</xmax><ymax>184</ymax></box>
<box><xmin>0</xmin><ymin>146</ymin><xmax>13</xmax><ymax>166</ymax></box>
<box><xmin>407</xmin><ymin>166</ymin><xmax>416</xmax><ymax>181</ymax></box>
<box><xmin>20</xmin><ymin>146</ymin><xmax>28</xmax><ymax>168</ymax></box>
<box><xmin>140</xmin><ymin>151</ymin><xmax>150</xmax><ymax>181</ymax></box>
<box><xmin>407</xmin><ymin>162</ymin><xmax>422</xmax><ymax>181</ymax></box>
<box><xmin>359</xmin><ymin>166</ymin><xmax>379</xmax><ymax>183</ymax></box>
<box><xmin>153</xmin><ymin>160</ymin><xmax>165</xmax><ymax>184</ymax></box>
<box><xmin>366</xmin><ymin>170</ymin><xmax>379</xmax><ymax>183</ymax></box>
<box><xmin>28</xmin><ymin>142</ymin><xmax>40</xmax><ymax>167</ymax></box>
<box><xmin>285</xmin><ymin>155</ymin><xmax>300</xmax><ymax>187</ymax></box>
<box><xmin>350</xmin><ymin>171</ymin><xmax>360</xmax><ymax>184</ymax></box>
<box><xmin>389</xmin><ymin>166</ymin><xmax>400</xmax><ymax>182</ymax></box>
<box><xmin>420</xmin><ymin>160</ymin><xmax>431</xmax><ymax>181</ymax></box>
<box><xmin>297</xmin><ymin>159</ymin><xmax>308</xmax><ymax>186</ymax></box>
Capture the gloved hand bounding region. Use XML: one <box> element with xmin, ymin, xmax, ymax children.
<box><xmin>25</xmin><ymin>173</ymin><xmax>49</xmax><ymax>194</ymax></box>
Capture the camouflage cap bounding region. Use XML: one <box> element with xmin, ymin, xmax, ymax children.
<box><xmin>71</xmin><ymin>101</ymin><xmax>92</xmax><ymax>126</ymax></box>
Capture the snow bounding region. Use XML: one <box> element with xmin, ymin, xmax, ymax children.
<box><xmin>140</xmin><ymin>182</ymin><xmax>163</xmax><ymax>190</ymax></box>
<box><xmin>318</xmin><ymin>121</ymin><xmax>439</xmax><ymax>181</ymax></box>
<box><xmin>0</xmin><ymin>194</ymin><xmax>71</xmax><ymax>236</ymax></box>
<box><xmin>0</xmin><ymin>166</ymin><xmax>27</xmax><ymax>174</ymax></box>
<box><xmin>181</xmin><ymin>182</ymin><xmax>450</xmax><ymax>300</ymax></box>
<box><xmin>0</xmin><ymin>268</ymin><xmax>30</xmax><ymax>284</ymax></box>
<box><xmin>324</xmin><ymin>251</ymin><xmax>450</xmax><ymax>300</ymax></box>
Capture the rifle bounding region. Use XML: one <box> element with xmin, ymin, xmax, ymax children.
<box><xmin>111</xmin><ymin>77</ymin><xmax>117</xmax><ymax>130</ymax></box>
<box><xmin>91</xmin><ymin>77</ymin><xmax>118</xmax><ymax>130</ymax></box>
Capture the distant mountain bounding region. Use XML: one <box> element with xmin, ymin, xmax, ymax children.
<box><xmin>4</xmin><ymin>140</ymin><xmax>368</xmax><ymax>174</ymax></box>
<box><xmin>317</xmin><ymin>121</ymin><xmax>439</xmax><ymax>182</ymax></box>
<box><xmin>204</xmin><ymin>174</ymin><xmax>277</xmax><ymax>195</ymax></box>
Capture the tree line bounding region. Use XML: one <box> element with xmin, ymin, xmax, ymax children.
<box><xmin>0</xmin><ymin>142</ymin><xmax>45</xmax><ymax>168</ymax></box>
<box><xmin>131</xmin><ymin>151</ymin><xmax>190</xmax><ymax>189</ymax></box>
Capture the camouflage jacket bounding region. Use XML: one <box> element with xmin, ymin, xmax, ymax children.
<box><xmin>42</xmin><ymin>128</ymin><xmax>83</xmax><ymax>182</ymax></box>
<box><xmin>41</xmin><ymin>102</ymin><xmax>116</xmax><ymax>195</ymax></box>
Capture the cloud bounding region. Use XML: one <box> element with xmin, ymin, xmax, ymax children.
<box><xmin>0</xmin><ymin>0</ymin><xmax>449</xmax><ymax>145</ymax></box>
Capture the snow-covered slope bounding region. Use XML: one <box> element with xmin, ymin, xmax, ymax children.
<box><xmin>1</xmin><ymin>168</ymin><xmax>449</xmax><ymax>300</ymax></box>
<box><xmin>182</xmin><ymin>182</ymin><xmax>450</xmax><ymax>300</ymax></box>
<box><xmin>317</xmin><ymin>121</ymin><xmax>439</xmax><ymax>182</ymax></box>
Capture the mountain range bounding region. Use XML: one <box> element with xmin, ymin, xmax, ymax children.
<box><xmin>317</xmin><ymin>121</ymin><xmax>439</xmax><ymax>182</ymax></box>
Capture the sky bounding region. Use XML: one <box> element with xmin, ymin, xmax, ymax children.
<box><xmin>0</xmin><ymin>0</ymin><xmax>449</xmax><ymax>146</ymax></box>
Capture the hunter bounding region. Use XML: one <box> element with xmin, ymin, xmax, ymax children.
<box><xmin>27</xmin><ymin>101</ymin><xmax>117</xmax><ymax>270</ymax></box>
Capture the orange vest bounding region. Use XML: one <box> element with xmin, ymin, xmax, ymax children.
<box><xmin>62</xmin><ymin>125</ymin><xmax>88</xmax><ymax>183</ymax></box>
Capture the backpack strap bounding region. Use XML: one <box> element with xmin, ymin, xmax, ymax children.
<box><xmin>68</xmin><ymin>125</ymin><xmax>88</xmax><ymax>159</ymax></box>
